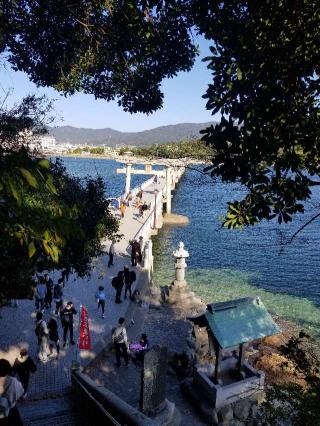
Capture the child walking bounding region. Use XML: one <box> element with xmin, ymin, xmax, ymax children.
<box><xmin>95</xmin><ymin>286</ymin><xmax>106</xmax><ymax>319</ymax></box>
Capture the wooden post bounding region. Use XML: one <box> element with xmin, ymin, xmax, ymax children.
<box><xmin>125</xmin><ymin>163</ymin><xmax>132</xmax><ymax>196</ymax></box>
<box><xmin>166</xmin><ymin>167</ymin><xmax>171</xmax><ymax>214</ymax></box>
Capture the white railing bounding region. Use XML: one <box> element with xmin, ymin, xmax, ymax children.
<box><xmin>121</xmin><ymin>176</ymin><xmax>155</xmax><ymax>200</ymax></box>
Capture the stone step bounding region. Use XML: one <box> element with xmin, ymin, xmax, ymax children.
<box><xmin>23</xmin><ymin>412</ymin><xmax>84</xmax><ymax>426</ymax></box>
<box><xmin>19</xmin><ymin>395</ymin><xmax>86</xmax><ymax>426</ymax></box>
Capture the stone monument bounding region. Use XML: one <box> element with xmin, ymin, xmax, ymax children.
<box><xmin>140</xmin><ymin>345</ymin><xmax>180</xmax><ymax>425</ymax></box>
<box><xmin>168</xmin><ymin>242</ymin><xmax>203</xmax><ymax>310</ymax></box>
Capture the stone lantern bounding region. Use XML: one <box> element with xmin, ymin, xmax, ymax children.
<box><xmin>168</xmin><ymin>242</ymin><xmax>202</xmax><ymax>309</ymax></box>
<box><xmin>173</xmin><ymin>241</ymin><xmax>189</xmax><ymax>286</ymax></box>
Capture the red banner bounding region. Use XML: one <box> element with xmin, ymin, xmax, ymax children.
<box><xmin>79</xmin><ymin>305</ymin><xmax>91</xmax><ymax>350</ymax></box>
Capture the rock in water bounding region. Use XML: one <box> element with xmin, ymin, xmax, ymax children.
<box><xmin>163</xmin><ymin>213</ymin><xmax>189</xmax><ymax>225</ymax></box>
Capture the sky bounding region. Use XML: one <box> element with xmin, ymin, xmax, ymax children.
<box><xmin>0</xmin><ymin>38</ymin><xmax>219</xmax><ymax>132</ymax></box>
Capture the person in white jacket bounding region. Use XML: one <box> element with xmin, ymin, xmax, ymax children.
<box><xmin>112</xmin><ymin>317</ymin><xmax>129</xmax><ymax>367</ymax></box>
<box><xmin>0</xmin><ymin>358</ymin><xmax>24</xmax><ymax>425</ymax></box>
<box><xmin>35</xmin><ymin>311</ymin><xmax>49</xmax><ymax>363</ymax></box>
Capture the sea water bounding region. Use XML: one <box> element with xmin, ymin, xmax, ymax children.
<box><xmin>152</xmin><ymin>167</ymin><xmax>320</xmax><ymax>341</ymax></box>
<box><xmin>61</xmin><ymin>157</ymin><xmax>320</xmax><ymax>340</ymax></box>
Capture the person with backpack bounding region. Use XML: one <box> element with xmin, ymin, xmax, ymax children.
<box><xmin>35</xmin><ymin>312</ymin><xmax>49</xmax><ymax>363</ymax></box>
<box><xmin>0</xmin><ymin>359</ymin><xmax>24</xmax><ymax>425</ymax></box>
<box><xmin>13</xmin><ymin>348</ymin><xmax>37</xmax><ymax>397</ymax></box>
<box><xmin>48</xmin><ymin>314</ymin><xmax>60</xmax><ymax>359</ymax></box>
<box><xmin>131</xmin><ymin>239</ymin><xmax>141</xmax><ymax>267</ymax></box>
<box><xmin>112</xmin><ymin>273</ymin><xmax>124</xmax><ymax>304</ymax></box>
<box><xmin>95</xmin><ymin>286</ymin><xmax>106</xmax><ymax>318</ymax></box>
<box><xmin>60</xmin><ymin>302</ymin><xmax>77</xmax><ymax>347</ymax></box>
<box><xmin>123</xmin><ymin>266</ymin><xmax>136</xmax><ymax>300</ymax></box>
<box><xmin>112</xmin><ymin>317</ymin><xmax>129</xmax><ymax>367</ymax></box>
<box><xmin>53</xmin><ymin>278</ymin><xmax>64</xmax><ymax>315</ymax></box>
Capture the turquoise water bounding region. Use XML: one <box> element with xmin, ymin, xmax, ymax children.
<box><xmin>152</xmin><ymin>168</ymin><xmax>320</xmax><ymax>340</ymax></box>
<box><xmin>61</xmin><ymin>157</ymin><xmax>320</xmax><ymax>340</ymax></box>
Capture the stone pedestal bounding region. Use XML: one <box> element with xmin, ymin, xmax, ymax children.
<box><xmin>168</xmin><ymin>242</ymin><xmax>203</xmax><ymax>310</ymax></box>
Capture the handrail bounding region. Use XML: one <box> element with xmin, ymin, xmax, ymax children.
<box><xmin>72</xmin><ymin>369</ymin><xmax>156</xmax><ymax>426</ymax></box>
<box><xmin>72</xmin><ymin>373</ymin><xmax>121</xmax><ymax>426</ymax></box>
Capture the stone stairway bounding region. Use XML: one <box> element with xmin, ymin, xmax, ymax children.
<box><xmin>19</xmin><ymin>395</ymin><xmax>86</xmax><ymax>426</ymax></box>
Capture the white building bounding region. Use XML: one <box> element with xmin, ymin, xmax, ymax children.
<box><xmin>36</xmin><ymin>135</ymin><xmax>57</xmax><ymax>151</ymax></box>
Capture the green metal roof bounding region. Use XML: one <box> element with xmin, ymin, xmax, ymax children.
<box><xmin>205</xmin><ymin>297</ymin><xmax>281</xmax><ymax>349</ymax></box>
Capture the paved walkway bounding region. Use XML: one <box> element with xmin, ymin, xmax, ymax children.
<box><xmin>0</xmin><ymin>176</ymin><xmax>163</xmax><ymax>402</ymax></box>
<box><xmin>89</xmin><ymin>304</ymin><xmax>206</xmax><ymax>426</ymax></box>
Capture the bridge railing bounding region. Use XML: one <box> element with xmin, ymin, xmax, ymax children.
<box><xmin>72</xmin><ymin>368</ymin><xmax>156</xmax><ymax>426</ymax></box>
<box><xmin>121</xmin><ymin>175</ymin><xmax>155</xmax><ymax>200</ymax></box>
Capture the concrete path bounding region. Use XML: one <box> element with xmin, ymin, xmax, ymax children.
<box><xmin>0</xmin><ymin>175</ymin><xmax>163</xmax><ymax>423</ymax></box>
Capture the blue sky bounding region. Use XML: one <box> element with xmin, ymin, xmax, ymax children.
<box><xmin>0</xmin><ymin>38</ymin><xmax>219</xmax><ymax>132</ymax></box>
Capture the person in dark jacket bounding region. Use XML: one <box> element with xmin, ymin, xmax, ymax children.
<box><xmin>60</xmin><ymin>302</ymin><xmax>77</xmax><ymax>347</ymax></box>
<box><xmin>48</xmin><ymin>314</ymin><xmax>60</xmax><ymax>358</ymax></box>
<box><xmin>131</xmin><ymin>240</ymin><xmax>141</xmax><ymax>267</ymax></box>
<box><xmin>112</xmin><ymin>273</ymin><xmax>124</xmax><ymax>304</ymax></box>
<box><xmin>123</xmin><ymin>267</ymin><xmax>136</xmax><ymax>300</ymax></box>
<box><xmin>44</xmin><ymin>274</ymin><xmax>53</xmax><ymax>309</ymax></box>
<box><xmin>13</xmin><ymin>349</ymin><xmax>37</xmax><ymax>396</ymax></box>
<box><xmin>53</xmin><ymin>279</ymin><xmax>63</xmax><ymax>315</ymax></box>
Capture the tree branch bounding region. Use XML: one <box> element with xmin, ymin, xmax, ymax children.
<box><xmin>289</xmin><ymin>211</ymin><xmax>320</xmax><ymax>244</ymax></box>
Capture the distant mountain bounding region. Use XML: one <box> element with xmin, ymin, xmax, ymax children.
<box><xmin>49</xmin><ymin>122</ymin><xmax>217</xmax><ymax>146</ymax></box>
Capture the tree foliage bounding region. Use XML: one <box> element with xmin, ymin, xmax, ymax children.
<box><xmin>2</xmin><ymin>1</ymin><xmax>319</xmax><ymax>229</ymax></box>
<box><xmin>0</xmin><ymin>96</ymin><xmax>119</xmax><ymax>302</ymax></box>
<box><xmin>119</xmin><ymin>139</ymin><xmax>214</xmax><ymax>160</ymax></box>
<box><xmin>193</xmin><ymin>1</ymin><xmax>320</xmax><ymax>229</ymax></box>
<box><xmin>2</xmin><ymin>0</ymin><xmax>196</xmax><ymax>113</ymax></box>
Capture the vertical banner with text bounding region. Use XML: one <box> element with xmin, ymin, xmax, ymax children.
<box><xmin>79</xmin><ymin>305</ymin><xmax>91</xmax><ymax>350</ymax></box>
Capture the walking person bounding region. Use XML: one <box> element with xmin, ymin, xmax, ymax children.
<box><xmin>108</xmin><ymin>239</ymin><xmax>115</xmax><ymax>268</ymax></box>
<box><xmin>112</xmin><ymin>274</ymin><xmax>124</xmax><ymax>304</ymax></box>
<box><xmin>0</xmin><ymin>359</ymin><xmax>24</xmax><ymax>426</ymax></box>
<box><xmin>34</xmin><ymin>279</ymin><xmax>47</xmax><ymax>312</ymax></box>
<box><xmin>60</xmin><ymin>302</ymin><xmax>77</xmax><ymax>347</ymax></box>
<box><xmin>95</xmin><ymin>286</ymin><xmax>106</xmax><ymax>318</ymax></box>
<box><xmin>126</xmin><ymin>191</ymin><xmax>133</xmax><ymax>207</ymax></box>
<box><xmin>35</xmin><ymin>312</ymin><xmax>49</xmax><ymax>363</ymax></box>
<box><xmin>48</xmin><ymin>314</ymin><xmax>60</xmax><ymax>359</ymax></box>
<box><xmin>44</xmin><ymin>274</ymin><xmax>53</xmax><ymax>309</ymax></box>
<box><xmin>13</xmin><ymin>349</ymin><xmax>37</xmax><ymax>398</ymax></box>
<box><xmin>112</xmin><ymin>318</ymin><xmax>129</xmax><ymax>367</ymax></box>
<box><xmin>53</xmin><ymin>278</ymin><xmax>63</xmax><ymax>315</ymax></box>
<box><xmin>119</xmin><ymin>201</ymin><xmax>126</xmax><ymax>219</ymax></box>
<box><xmin>138</xmin><ymin>236</ymin><xmax>144</xmax><ymax>263</ymax></box>
<box><xmin>131</xmin><ymin>239</ymin><xmax>141</xmax><ymax>267</ymax></box>
<box><xmin>124</xmin><ymin>266</ymin><xmax>136</xmax><ymax>300</ymax></box>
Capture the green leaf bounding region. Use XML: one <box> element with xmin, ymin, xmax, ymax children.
<box><xmin>19</xmin><ymin>168</ymin><xmax>38</xmax><ymax>188</ymax></box>
<box><xmin>28</xmin><ymin>241</ymin><xmax>36</xmax><ymax>258</ymax></box>
<box><xmin>8</xmin><ymin>179</ymin><xmax>21</xmax><ymax>204</ymax></box>
<box><xmin>50</xmin><ymin>245</ymin><xmax>60</xmax><ymax>262</ymax></box>
<box><xmin>37</xmin><ymin>159</ymin><xmax>50</xmax><ymax>169</ymax></box>
<box><xmin>237</xmin><ymin>67</ymin><xmax>243</xmax><ymax>80</ymax></box>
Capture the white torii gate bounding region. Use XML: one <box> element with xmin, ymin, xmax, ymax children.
<box><xmin>116</xmin><ymin>163</ymin><xmax>172</xmax><ymax>214</ymax></box>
